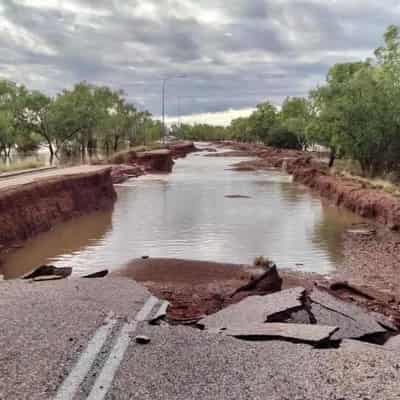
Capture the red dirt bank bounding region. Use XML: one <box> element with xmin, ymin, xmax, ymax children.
<box><xmin>109</xmin><ymin>141</ymin><xmax>197</xmax><ymax>183</ymax></box>
<box><xmin>225</xmin><ymin>141</ymin><xmax>400</xmax><ymax>230</ymax></box>
<box><xmin>0</xmin><ymin>168</ymin><xmax>116</xmax><ymax>253</ymax></box>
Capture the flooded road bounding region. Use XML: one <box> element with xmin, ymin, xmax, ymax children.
<box><xmin>0</xmin><ymin>149</ymin><xmax>363</xmax><ymax>279</ymax></box>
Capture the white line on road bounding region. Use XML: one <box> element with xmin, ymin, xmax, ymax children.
<box><xmin>54</xmin><ymin>313</ymin><xmax>117</xmax><ymax>400</ymax></box>
<box><xmin>87</xmin><ymin>296</ymin><xmax>160</xmax><ymax>400</ymax></box>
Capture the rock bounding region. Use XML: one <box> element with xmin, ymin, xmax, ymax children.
<box><xmin>81</xmin><ymin>270</ymin><xmax>108</xmax><ymax>279</ymax></box>
<box><xmin>231</xmin><ymin>264</ymin><xmax>282</xmax><ymax>297</ymax></box>
<box><xmin>135</xmin><ymin>335</ymin><xmax>151</xmax><ymax>345</ymax></box>
<box><xmin>198</xmin><ymin>287</ymin><xmax>305</xmax><ymax>330</ymax></box>
<box><xmin>328</xmin><ymin>281</ymin><xmax>375</xmax><ymax>300</ymax></box>
<box><xmin>150</xmin><ymin>301</ymin><xmax>170</xmax><ymax>325</ymax></box>
<box><xmin>22</xmin><ymin>265</ymin><xmax>72</xmax><ymax>280</ymax></box>
<box><xmin>224</xmin><ymin>194</ymin><xmax>252</xmax><ymax>199</ymax></box>
<box><xmin>309</xmin><ymin>289</ymin><xmax>387</xmax><ymax>341</ymax></box>
<box><xmin>223</xmin><ymin>323</ymin><xmax>338</xmax><ymax>345</ymax></box>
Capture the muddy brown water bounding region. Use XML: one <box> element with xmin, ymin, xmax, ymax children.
<box><xmin>0</xmin><ymin>147</ymin><xmax>363</xmax><ymax>279</ymax></box>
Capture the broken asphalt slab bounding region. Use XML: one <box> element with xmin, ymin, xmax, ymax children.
<box><xmin>223</xmin><ymin>323</ymin><xmax>338</xmax><ymax>345</ymax></box>
<box><xmin>309</xmin><ymin>289</ymin><xmax>388</xmax><ymax>341</ymax></box>
<box><xmin>109</xmin><ymin>324</ymin><xmax>400</xmax><ymax>400</ymax></box>
<box><xmin>384</xmin><ymin>334</ymin><xmax>400</xmax><ymax>350</ymax></box>
<box><xmin>198</xmin><ymin>287</ymin><xmax>305</xmax><ymax>330</ymax></box>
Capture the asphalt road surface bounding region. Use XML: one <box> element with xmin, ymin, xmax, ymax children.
<box><xmin>0</xmin><ymin>165</ymin><xmax>111</xmax><ymax>190</ymax></box>
<box><xmin>1</xmin><ymin>278</ymin><xmax>400</xmax><ymax>400</ymax></box>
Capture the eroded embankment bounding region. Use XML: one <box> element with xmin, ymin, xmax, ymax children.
<box><xmin>0</xmin><ymin>168</ymin><xmax>116</xmax><ymax>253</ymax></box>
<box><xmin>226</xmin><ymin>141</ymin><xmax>400</xmax><ymax>230</ymax></box>
<box><xmin>109</xmin><ymin>141</ymin><xmax>198</xmax><ymax>183</ymax></box>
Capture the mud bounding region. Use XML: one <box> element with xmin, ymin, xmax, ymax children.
<box><xmin>113</xmin><ymin>257</ymin><xmax>400</xmax><ymax>327</ymax></box>
<box><xmin>0</xmin><ymin>168</ymin><xmax>116</xmax><ymax>254</ymax></box>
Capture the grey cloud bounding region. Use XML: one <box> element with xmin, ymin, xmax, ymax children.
<box><xmin>0</xmin><ymin>0</ymin><xmax>398</xmax><ymax>118</ymax></box>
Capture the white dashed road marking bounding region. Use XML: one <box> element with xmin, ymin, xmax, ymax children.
<box><xmin>54</xmin><ymin>313</ymin><xmax>117</xmax><ymax>400</ymax></box>
<box><xmin>54</xmin><ymin>295</ymin><xmax>160</xmax><ymax>400</ymax></box>
<box><xmin>87</xmin><ymin>295</ymin><xmax>159</xmax><ymax>400</ymax></box>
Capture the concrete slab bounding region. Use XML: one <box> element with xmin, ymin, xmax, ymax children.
<box><xmin>310</xmin><ymin>289</ymin><xmax>386</xmax><ymax>341</ymax></box>
<box><xmin>0</xmin><ymin>278</ymin><xmax>150</xmax><ymax>400</ymax></box>
<box><xmin>109</xmin><ymin>324</ymin><xmax>400</xmax><ymax>400</ymax></box>
<box><xmin>224</xmin><ymin>323</ymin><xmax>338</xmax><ymax>345</ymax></box>
<box><xmin>198</xmin><ymin>287</ymin><xmax>305</xmax><ymax>330</ymax></box>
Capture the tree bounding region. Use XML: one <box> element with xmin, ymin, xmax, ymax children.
<box><xmin>248</xmin><ymin>102</ymin><xmax>277</xmax><ymax>143</ymax></box>
<box><xmin>279</xmin><ymin>97</ymin><xmax>311</xmax><ymax>149</ymax></box>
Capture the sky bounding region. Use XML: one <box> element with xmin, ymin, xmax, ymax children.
<box><xmin>0</xmin><ymin>0</ymin><xmax>399</xmax><ymax>125</ymax></box>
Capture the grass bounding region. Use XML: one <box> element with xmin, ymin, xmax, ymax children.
<box><xmin>0</xmin><ymin>159</ymin><xmax>46</xmax><ymax>174</ymax></box>
<box><xmin>333</xmin><ymin>158</ymin><xmax>400</xmax><ymax>197</ymax></box>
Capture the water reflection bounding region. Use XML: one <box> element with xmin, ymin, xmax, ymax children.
<box><xmin>0</xmin><ymin>210</ymin><xmax>113</xmax><ymax>279</ymax></box>
<box><xmin>0</xmin><ymin>151</ymin><xmax>363</xmax><ymax>278</ymax></box>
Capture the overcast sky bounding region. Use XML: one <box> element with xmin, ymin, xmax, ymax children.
<box><xmin>1</xmin><ymin>0</ymin><xmax>399</xmax><ymax>125</ymax></box>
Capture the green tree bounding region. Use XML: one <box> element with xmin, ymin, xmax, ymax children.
<box><xmin>279</xmin><ymin>97</ymin><xmax>311</xmax><ymax>149</ymax></box>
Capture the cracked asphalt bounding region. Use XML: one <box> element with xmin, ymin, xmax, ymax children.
<box><xmin>1</xmin><ymin>277</ymin><xmax>400</xmax><ymax>400</ymax></box>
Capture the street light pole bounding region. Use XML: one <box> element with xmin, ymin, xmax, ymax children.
<box><xmin>162</xmin><ymin>77</ymin><xmax>168</xmax><ymax>142</ymax></box>
<box><xmin>161</xmin><ymin>75</ymin><xmax>186</xmax><ymax>142</ymax></box>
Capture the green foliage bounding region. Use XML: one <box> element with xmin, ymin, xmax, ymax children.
<box><xmin>171</xmin><ymin>123</ymin><xmax>228</xmax><ymax>141</ymax></box>
<box><xmin>279</xmin><ymin>97</ymin><xmax>311</xmax><ymax>148</ymax></box>
<box><xmin>307</xmin><ymin>25</ymin><xmax>400</xmax><ymax>176</ymax></box>
<box><xmin>0</xmin><ymin>80</ymin><xmax>159</xmax><ymax>162</ymax></box>
<box><xmin>265</xmin><ymin>127</ymin><xmax>302</xmax><ymax>150</ymax></box>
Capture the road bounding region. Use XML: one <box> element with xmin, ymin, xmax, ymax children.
<box><xmin>0</xmin><ymin>277</ymin><xmax>399</xmax><ymax>400</ymax></box>
<box><xmin>0</xmin><ymin>165</ymin><xmax>111</xmax><ymax>190</ymax></box>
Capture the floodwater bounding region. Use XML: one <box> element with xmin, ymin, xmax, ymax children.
<box><xmin>0</xmin><ymin>148</ymin><xmax>363</xmax><ymax>279</ymax></box>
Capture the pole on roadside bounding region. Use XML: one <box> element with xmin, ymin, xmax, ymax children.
<box><xmin>161</xmin><ymin>75</ymin><xmax>187</xmax><ymax>142</ymax></box>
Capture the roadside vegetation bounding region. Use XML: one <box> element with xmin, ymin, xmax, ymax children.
<box><xmin>0</xmin><ymin>159</ymin><xmax>45</xmax><ymax>174</ymax></box>
<box><xmin>0</xmin><ymin>81</ymin><xmax>163</xmax><ymax>164</ymax></box>
<box><xmin>173</xmin><ymin>25</ymin><xmax>400</xmax><ymax>181</ymax></box>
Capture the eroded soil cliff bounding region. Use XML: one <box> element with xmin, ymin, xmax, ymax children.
<box><xmin>0</xmin><ymin>168</ymin><xmax>116</xmax><ymax>252</ymax></box>
<box><xmin>226</xmin><ymin>141</ymin><xmax>400</xmax><ymax>230</ymax></box>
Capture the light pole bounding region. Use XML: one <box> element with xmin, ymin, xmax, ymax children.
<box><xmin>162</xmin><ymin>74</ymin><xmax>186</xmax><ymax>142</ymax></box>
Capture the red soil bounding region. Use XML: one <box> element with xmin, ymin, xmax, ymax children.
<box><xmin>109</xmin><ymin>141</ymin><xmax>198</xmax><ymax>183</ymax></box>
<box><xmin>227</xmin><ymin>141</ymin><xmax>400</xmax><ymax>230</ymax></box>
<box><xmin>113</xmin><ymin>257</ymin><xmax>400</xmax><ymax>326</ymax></box>
<box><xmin>0</xmin><ymin>168</ymin><xmax>116</xmax><ymax>252</ymax></box>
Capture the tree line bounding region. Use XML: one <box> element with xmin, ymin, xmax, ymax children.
<box><xmin>0</xmin><ymin>81</ymin><xmax>162</xmax><ymax>163</ymax></box>
<box><xmin>174</xmin><ymin>25</ymin><xmax>400</xmax><ymax>178</ymax></box>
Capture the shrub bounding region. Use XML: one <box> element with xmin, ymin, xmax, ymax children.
<box><xmin>265</xmin><ymin>127</ymin><xmax>302</xmax><ymax>150</ymax></box>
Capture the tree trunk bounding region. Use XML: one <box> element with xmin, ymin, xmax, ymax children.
<box><xmin>328</xmin><ymin>148</ymin><xmax>336</xmax><ymax>168</ymax></box>
<box><xmin>113</xmin><ymin>135</ymin><xmax>120</xmax><ymax>152</ymax></box>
